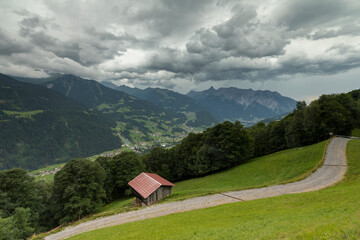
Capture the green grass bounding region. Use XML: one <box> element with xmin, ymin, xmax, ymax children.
<box><xmin>33</xmin><ymin>140</ymin><xmax>327</xmax><ymax>239</ymax></box>
<box><xmin>3</xmin><ymin>110</ymin><xmax>44</xmax><ymax>118</ymax></box>
<box><xmin>91</xmin><ymin>140</ymin><xmax>327</xmax><ymax>214</ymax></box>
<box><xmin>67</xmin><ymin>140</ymin><xmax>360</xmax><ymax>240</ymax></box>
<box><xmin>97</xmin><ymin>198</ymin><xmax>133</xmax><ymax>213</ymax></box>
<box><xmin>96</xmin><ymin>140</ymin><xmax>326</xmax><ymax>213</ymax></box>
<box><xmin>28</xmin><ymin>163</ymin><xmax>64</xmax><ymax>182</ymax></box>
<box><xmin>168</xmin><ymin>140</ymin><xmax>327</xmax><ymax>201</ymax></box>
<box><xmin>351</xmin><ymin>128</ymin><xmax>360</xmax><ymax>137</ymax></box>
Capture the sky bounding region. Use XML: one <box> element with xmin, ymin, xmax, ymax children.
<box><xmin>0</xmin><ymin>0</ymin><xmax>359</xmax><ymax>102</ymax></box>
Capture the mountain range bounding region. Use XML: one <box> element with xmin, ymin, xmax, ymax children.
<box><xmin>39</xmin><ymin>75</ymin><xmax>217</xmax><ymax>142</ymax></box>
<box><xmin>1</xmin><ymin>73</ymin><xmax>297</xmax><ymax>170</ymax></box>
<box><xmin>187</xmin><ymin>87</ymin><xmax>297</xmax><ymax>125</ymax></box>
<box><xmin>118</xmin><ymin>85</ymin><xmax>297</xmax><ymax>126</ymax></box>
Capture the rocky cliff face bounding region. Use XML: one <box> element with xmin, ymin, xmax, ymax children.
<box><xmin>187</xmin><ymin>87</ymin><xmax>297</xmax><ymax>125</ymax></box>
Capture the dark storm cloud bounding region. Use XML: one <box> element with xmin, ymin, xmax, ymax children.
<box><xmin>0</xmin><ymin>29</ymin><xmax>29</xmax><ymax>55</ymax></box>
<box><xmin>1</xmin><ymin>0</ymin><xmax>360</xmax><ymax>88</ymax></box>
<box><xmin>186</xmin><ymin>3</ymin><xmax>289</xmax><ymax>58</ymax></box>
<box><xmin>114</xmin><ymin>0</ymin><xmax>214</xmax><ymax>38</ymax></box>
<box><xmin>278</xmin><ymin>51</ymin><xmax>360</xmax><ymax>76</ymax></box>
<box><xmin>144</xmin><ymin>2</ymin><xmax>290</xmax><ymax>81</ymax></box>
<box><xmin>275</xmin><ymin>0</ymin><xmax>359</xmax><ymax>30</ymax></box>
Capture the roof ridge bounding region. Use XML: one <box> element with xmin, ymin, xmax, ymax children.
<box><xmin>143</xmin><ymin>172</ymin><xmax>161</xmax><ymax>186</ymax></box>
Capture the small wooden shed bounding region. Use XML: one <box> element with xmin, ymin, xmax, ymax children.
<box><xmin>128</xmin><ymin>172</ymin><xmax>175</xmax><ymax>206</ymax></box>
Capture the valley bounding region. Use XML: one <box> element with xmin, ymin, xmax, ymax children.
<box><xmin>5</xmin><ymin>72</ymin><xmax>298</xmax><ymax>172</ymax></box>
<box><xmin>0</xmin><ymin>74</ymin><xmax>216</xmax><ymax>171</ymax></box>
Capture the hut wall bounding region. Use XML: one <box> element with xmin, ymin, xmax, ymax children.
<box><xmin>163</xmin><ymin>186</ymin><xmax>172</xmax><ymax>197</ymax></box>
<box><xmin>145</xmin><ymin>186</ymin><xmax>173</xmax><ymax>205</ymax></box>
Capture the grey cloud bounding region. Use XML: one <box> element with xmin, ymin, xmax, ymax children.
<box><xmin>277</xmin><ymin>45</ymin><xmax>360</xmax><ymax>76</ymax></box>
<box><xmin>0</xmin><ymin>29</ymin><xmax>29</xmax><ymax>55</ymax></box>
<box><xmin>327</xmin><ymin>43</ymin><xmax>357</xmax><ymax>55</ymax></box>
<box><xmin>117</xmin><ymin>0</ymin><xmax>214</xmax><ymax>38</ymax></box>
<box><xmin>29</xmin><ymin>32</ymin><xmax>57</xmax><ymax>47</ymax></box>
<box><xmin>186</xmin><ymin>3</ymin><xmax>289</xmax><ymax>59</ymax></box>
<box><xmin>1</xmin><ymin>0</ymin><xmax>360</xmax><ymax>92</ymax></box>
<box><xmin>84</xmin><ymin>27</ymin><xmax>157</xmax><ymax>50</ymax></box>
<box><xmin>16</xmin><ymin>11</ymin><xmax>55</xmax><ymax>38</ymax></box>
<box><xmin>144</xmin><ymin>3</ymin><xmax>290</xmax><ymax>78</ymax></box>
<box><xmin>275</xmin><ymin>0</ymin><xmax>352</xmax><ymax>30</ymax></box>
<box><xmin>309</xmin><ymin>24</ymin><xmax>360</xmax><ymax>40</ymax></box>
<box><xmin>16</xmin><ymin>15</ymin><xmax>129</xmax><ymax>66</ymax></box>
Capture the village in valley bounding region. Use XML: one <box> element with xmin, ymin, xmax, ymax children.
<box><xmin>29</xmin><ymin>125</ymin><xmax>204</xmax><ymax>181</ymax></box>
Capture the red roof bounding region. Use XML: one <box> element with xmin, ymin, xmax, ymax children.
<box><xmin>128</xmin><ymin>173</ymin><xmax>174</xmax><ymax>199</ymax></box>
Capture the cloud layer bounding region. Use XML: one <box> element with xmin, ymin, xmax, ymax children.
<box><xmin>0</xmin><ymin>0</ymin><xmax>359</xmax><ymax>91</ymax></box>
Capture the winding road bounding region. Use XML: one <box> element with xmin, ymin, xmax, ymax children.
<box><xmin>45</xmin><ymin>137</ymin><xmax>350</xmax><ymax>240</ymax></box>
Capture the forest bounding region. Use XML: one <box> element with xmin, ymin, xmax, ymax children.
<box><xmin>0</xmin><ymin>90</ymin><xmax>359</xmax><ymax>239</ymax></box>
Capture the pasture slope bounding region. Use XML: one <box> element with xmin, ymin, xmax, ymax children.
<box><xmin>70</xmin><ymin>139</ymin><xmax>359</xmax><ymax>240</ymax></box>
<box><xmin>42</xmin><ymin>137</ymin><xmax>353</xmax><ymax>240</ymax></box>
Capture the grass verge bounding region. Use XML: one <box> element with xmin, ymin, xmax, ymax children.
<box><xmin>351</xmin><ymin>128</ymin><xmax>360</xmax><ymax>137</ymax></box>
<box><xmin>68</xmin><ymin>140</ymin><xmax>360</xmax><ymax>240</ymax></box>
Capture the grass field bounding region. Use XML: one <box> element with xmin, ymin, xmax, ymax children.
<box><xmin>167</xmin><ymin>140</ymin><xmax>327</xmax><ymax>201</ymax></box>
<box><xmin>29</xmin><ymin>147</ymin><xmax>132</xmax><ymax>182</ymax></box>
<box><xmin>352</xmin><ymin>128</ymin><xmax>360</xmax><ymax>137</ymax></box>
<box><xmin>67</xmin><ymin>140</ymin><xmax>360</xmax><ymax>240</ymax></box>
<box><xmin>96</xmin><ymin>140</ymin><xmax>327</xmax><ymax>214</ymax></box>
<box><xmin>28</xmin><ymin>163</ymin><xmax>64</xmax><ymax>182</ymax></box>
<box><xmin>3</xmin><ymin>110</ymin><xmax>44</xmax><ymax>118</ymax></box>
<box><xmin>97</xmin><ymin>198</ymin><xmax>133</xmax><ymax>213</ymax></box>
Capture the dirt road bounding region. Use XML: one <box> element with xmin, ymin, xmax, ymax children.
<box><xmin>45</xmin><ymin>137</ymin><xmax>349</xmax><ymax>240</ymax></box>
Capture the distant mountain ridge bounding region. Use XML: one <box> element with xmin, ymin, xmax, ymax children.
<box><xmin>187</xmin><ymin>87</ymin><xmax>297</xmax><ymax>125</ymax></box>
<box><xmin>15</xmin><ymin>73</ymin><xmax>296</xmax><ymax>127</ymax></box>
<box><xmin>117</xmin><ymin>85</ymin><xmax>218</xmax><ymax>127</ymax></box>
<box><xmin>39</xmin><ymin>75</ymin><xmax>217</xmax><ymax>146</ymax></box>
<box><xmin>117</xmin><ymin>85</ymin><xmax>208</xmax><ymax>113</ymax></box>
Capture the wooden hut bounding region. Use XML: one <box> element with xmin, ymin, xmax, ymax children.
<box><xmin>128</xmin><ymin>172</ymin><xmax>175</xmax><ymax>206</ymax></box>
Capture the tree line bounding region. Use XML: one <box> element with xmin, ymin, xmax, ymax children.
<box><xmin>1</xmin><ymin>90</ymin><xmax>359</xmax><ymax>239</ymax></box>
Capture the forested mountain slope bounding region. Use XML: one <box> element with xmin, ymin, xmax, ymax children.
<box><xmin>40</xmin><ymin>75</ymin><xmax>213</xmax><ymax>143</ymax></box>
<box><xmin>117</xmin><ymin>86</ymin><xmax>218</xmax><ymax>127</ymax></box>
<box><xmin>118</xmin><ymin>86</ymin><xmax>205</xmax><ymax>113</ymax></box>
<box><xmin>0</xmin><ymin>74</ymin><xmax>121</xmax><ymax>170</ymax></box>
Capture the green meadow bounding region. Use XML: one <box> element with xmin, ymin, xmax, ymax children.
<box><xmin>165</xmin><ymin>140</ymin><xmax>327</xmax><ymax>202</ymax></box>
<box><xmin>96</xmin><ymin>140</ymin><xmax>327</xmax><ymax>215</ymax></box>
<box><xmin>28</xmin><ymin>163</ymin><xmax>64</xmax><ymax>182</ymax></box>
<box><xmin>68</xmin><ymin>140</ymin><xmax>360</xmax><ymax>240</ymax></box>
<box><xmin>95</xmin><ymin>141</ymin><xmax>326</xmax><ymax>213</ymax></box>
<box><xmin>3</xmin><ymin>109</ymin><xmax>44</xmax><ymax>118</ymax></box>
<box><xmin>95</xmin><ymin>140</ymin><xmax>327</xmax><ymax>216</ymax></box>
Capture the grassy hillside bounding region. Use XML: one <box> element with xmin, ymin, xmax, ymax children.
<box><xmin>68</xmin><ymin>140</ymin><xmax>360</xmax><ymax>240</ymax></box>
<box><xmin>31</xmin><ymin>139</ymin><xmax>328</xmax><ymax>239</ymax></box>
<box><xmin>93</xmin><ymin>140</ymin><xmax>326</xmax><ymax>215</ymax></box>
<box><xmin>168</xmin><ymin>140</ymin><xmax>326</xmax><ymax>201</ymax></box>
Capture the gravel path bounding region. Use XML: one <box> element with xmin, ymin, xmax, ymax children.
<box><xmin>45</xmin><ymin>137</ymin><xmax>349</xmax><ymax>240</ymax></box>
